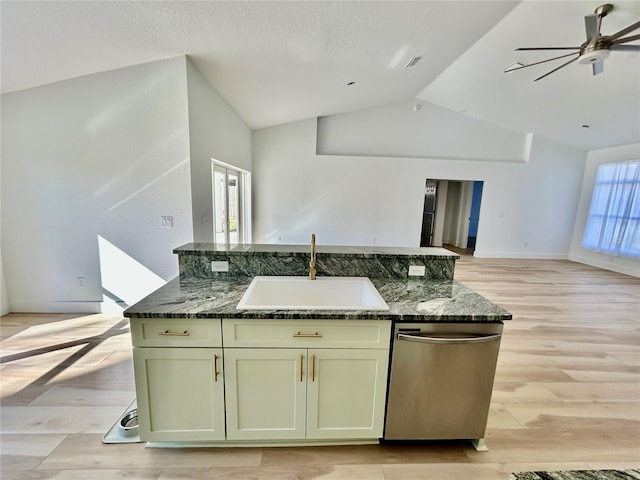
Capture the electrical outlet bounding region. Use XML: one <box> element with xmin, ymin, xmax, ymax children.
<box><xmin>408</xmin><ymin>265</ymin><xmax>426</xmax><ymax>276</ymax></box>
<box><xmin>161</xmin><ymin>216</ymin><xmax>173</xmax><ymax>228</ymax></box>
<box><xmin>211</xmin><ymin>261</ymin><xmax>229</xmax><ymax>272</ymax></box>
<box><xmin>77</xmin><ymin>276</ymin><xmax>86</xmax><ymax>287</ymax></box>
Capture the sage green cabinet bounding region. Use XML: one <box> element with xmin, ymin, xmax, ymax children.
<box><xmin>130</xmin><ymin>317</ymin><xmax>391</xmax><ymax>444</ymax></box>
<box><xmin>223</xmin><ymin>319</ymin><xmax>390</xmax><ymax>442</ymax></box>
<box><xmin>131</xmin><ymin>318</ymin><xmax>225</xmax><ymax>442</ymax></box>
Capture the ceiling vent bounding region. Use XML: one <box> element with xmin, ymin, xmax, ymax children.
<box><xmin>404</xmin><ymin>56</ymin><xmax>423</xmax><ymax>68</ymax></box>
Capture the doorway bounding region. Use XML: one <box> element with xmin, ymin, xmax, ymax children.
<box><xmin>419</xmin><ymin>179</ymin><xmax>483</xmax><ymax>255</ymax></box>
<box><xmin>212</xmin><ymin>160</ymin><xmax>252</xmax><ymax>245</ymax></box>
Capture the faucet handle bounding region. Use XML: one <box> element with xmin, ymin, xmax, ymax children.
<box><xmin>309</xmin><ymin>233</ymin><xmax>317</xmax><ymax>280</ymax></box>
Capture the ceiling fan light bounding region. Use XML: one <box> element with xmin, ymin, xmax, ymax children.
<box><xmin>578</xmin><ymin>49</ymin><xmax>610</xmax><ymax>64</ymax></box>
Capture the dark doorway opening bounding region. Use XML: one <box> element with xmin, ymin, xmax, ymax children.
<box><xmin>419</xmin><ymin>179</ymin><xmax>484</xmax><ymax>255</ymax></box>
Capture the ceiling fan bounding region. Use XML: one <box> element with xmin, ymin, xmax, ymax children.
<box><xmin>506</xmin><ymin>3</ymin><xmax>640</xmax><ymax>81</ymax></box>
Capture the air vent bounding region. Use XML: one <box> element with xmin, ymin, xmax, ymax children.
<box><xmin>404</xmin><ymin>56</ymin><xmax>422</xmax><ymax>68</ymax></box>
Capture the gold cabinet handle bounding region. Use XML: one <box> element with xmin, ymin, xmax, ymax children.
<box><xmin>300</xmin><ymin>354</ymin><xmax>304</xmax><ymax>382</ymax></box>
<box><xmin>213</xmin><ymin>354</ymin><xmax>220</xmax><ymax>382</ymax></box>
<box><xmin>292</xmin><ymin>331</ymin><xmax>323</xmax><ymax>338</ymax></box>
<box><xmin>311</xmin><ymin>354</ymin><xmax>316</xmax><ymax>382</ymax></box>
<box><xmin>158</xmin><ymin>330</ymin><xmax>190</xmax><ymax>336</ymax></box>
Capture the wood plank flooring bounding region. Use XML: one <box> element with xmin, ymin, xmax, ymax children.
<box><xmin>1</xmin><ymin>258</ymin><xmax>639</xmax><ymax>479</ymax></box>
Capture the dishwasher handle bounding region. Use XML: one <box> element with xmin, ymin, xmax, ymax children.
<box><xmin>397</xmin><ymin>332</ymin><xmax>501</xmax><ymax>345</ymax></box>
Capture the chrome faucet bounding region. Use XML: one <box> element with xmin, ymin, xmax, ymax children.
<box><xmin>309</xmin><ymin>233</ymin><xmax>317</xmax><ymax>280</ymax></box>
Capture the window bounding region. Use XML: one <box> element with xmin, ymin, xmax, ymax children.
<box><xmin>212</xmin><ymin>160</ymin><xmax>251</xmax><ymax>245</ymax></box>
<box><xmin>582</xmin><ymin>160</ymin><xmax>639</xmax><ymax>258</ymax></box>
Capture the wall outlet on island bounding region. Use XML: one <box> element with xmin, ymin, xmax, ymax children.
<box><xmin>211</xmin><ymin>261</ymin><xmax>229</xmax><ymax>272</ymax></box>
<box><xmin>408</xmin><ymin>265</ymin><xmax>426</xmax><ymax>276</ymax></box>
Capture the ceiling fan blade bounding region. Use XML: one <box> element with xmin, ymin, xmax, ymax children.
<box><xmin>610</xmin><ymin>44</ymin><xmax>640</xmax><ymax>51</ymax></box>
<box><xmin>592</xmin><ymin>60</ymin><xmax>604</xmax><ymax>75</ymax></box>
<box><xmin>585</xmin><ymin>13</ymin><xmax>600</xmax><ymax>40</ymax></box>
<box><xmin>611</xmin><ymin>33</ymin><xmax>640</xmax><ymax>45</ymax></box>
<box><xmin>516</xmin><ymin>47</ymin><xmax>580</xmax><ymax>51</ymax></box>
<box><xmin>608</xmin><ymin>20</ymin><xmax>640</xmax><ymax>41</ymax></box>
<box><xmin>534</xmin><ymin>56</ymin><xmax>579</xmax><ymax>81</ymax></box>
<box><xmin>504</xmin><ymin>52</ymin><xmax>579</xmax><ymax>73</ymax></box>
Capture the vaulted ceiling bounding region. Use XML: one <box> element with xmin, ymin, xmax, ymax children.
<box><xmin>2</xmin><ymin>1</ymin><xmax>639</xmax><ymax>151</ymax></box>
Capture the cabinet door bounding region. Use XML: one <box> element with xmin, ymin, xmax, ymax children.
<box><xmin>306</xmin><ymin>348</ymin><xmax>389</xmax><ymax>440</ymax></box>
<box><xmin>224</xmin><ymin>348</ymin><xmax>306</xmax><ymax>440</ymax></box>
<box><xmin>133</xmin><ymin>347</ymin><xmax>225</xmax><ymax>441</ymax></box>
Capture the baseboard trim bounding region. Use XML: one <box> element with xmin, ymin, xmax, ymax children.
<box><xmin>568</xmin><ymin>254</ymin><xmax>640</xmax><ymax>278</ymax></box>
<box><xmin>473</xmin><ymin>251</ymin><xmax>568</xmax><ymax>260</ymax></box>
<box><xmin>7</xmin><ymin>301</ymin><xmax>102</xmax><ymax>314</ymax></box>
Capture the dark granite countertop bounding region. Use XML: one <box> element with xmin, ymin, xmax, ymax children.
<box><xmin>510</xmin><ymin>470</ymin><xmax>640</xmax><ymax>480</ymax></box>
<box><xmin>174</xmin><ymin>242</ymin><xmax>460</xmax><ymax>259</ymax></box>
<box><xmin>124</xmin><ymin>276</ymin><xmax>512</xmax><ymax>322</ymax></box>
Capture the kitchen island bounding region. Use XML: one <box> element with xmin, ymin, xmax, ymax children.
<box><xmin>126</xmin><ymin>242</ymin><xmax>511</xmax><ymax>322</ymax></box>
<box><xmin>124</xmin><ymin>243</ymin><xmax>511</xmax><ymax>447</ymax></box>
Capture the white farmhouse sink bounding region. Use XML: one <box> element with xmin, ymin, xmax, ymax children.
<box><xmin>236</xmin><ymin>276</ymin><xmax>390</xmax><ymax>311</ymax></box>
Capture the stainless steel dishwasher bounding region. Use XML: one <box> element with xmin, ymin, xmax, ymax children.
<box><xmin>384</xmin><ymin>322</ymin><xmax>502</xmax><ymax>451</ymax></box>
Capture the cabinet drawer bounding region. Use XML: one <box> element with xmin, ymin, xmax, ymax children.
<box><xmin>222</xmin><ymin>319</ymin><xmax>391</xmax><ymax>349</ymax></box>
<box><xmin>130</xmin><ymin>318</ymin><xmax>222</xmax><ymax>347</ymax></box>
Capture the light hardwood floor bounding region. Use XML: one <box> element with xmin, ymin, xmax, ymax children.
<box><xmin>1</xmin><ymin>257</ymin><xmax>639</xmax><ymax>479</ymax></box>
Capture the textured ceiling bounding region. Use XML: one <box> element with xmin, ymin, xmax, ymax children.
<box><xmin>1</xmin><ymin>1</ymin><xmax>639</xmax><ymax>151</ymax></box>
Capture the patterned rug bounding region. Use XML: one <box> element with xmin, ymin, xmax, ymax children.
<box><xmin>510</xmin><ymin>470</ymin><xmax>640</xmax><ymax>480</ymax></box>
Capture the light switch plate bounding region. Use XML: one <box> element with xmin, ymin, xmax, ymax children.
<box><xmin>408</xmin><ymin>265</ymin><xmax>426</xmax><ymax>276</ymax></box>
<box><xmin>211</xmin><ymin>261</ymin><xmax>229</xmax><ymax>272</ymax></box>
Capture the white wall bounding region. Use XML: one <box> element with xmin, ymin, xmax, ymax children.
<box><xmin>317</xmin><ymin>99</ymin><xmax>528</xmax><ymax>162</ymax></box>
<box><xmin>432</xmin><ymin>180</ymin><xmax>448</xmax><ymax>247</ymax></box>
<box><xmin>252</xmin><ymin>115</ymin><xmax>586</xmax><ymax>258</ymax></box>
<box><xmin>443</xmin><ymin>181</ymin><xmax>461</xmax><ymax>246</ymax></box>
<box><xmin>445</xmin><ymin>181</ymin><xmax>474</xmax><ymax>249</ymax></box>
<box><xmin>186</xmin><ymin>59</ymin><xmax>252</xmax><ymax>243</ymax></box>
<box><xmin>0</xmin><ymin>158</ymin><xmax>9</xmax><ymax>315</ymax></box>
<box><xmin>1</xmin><ymin>252</ymin><xmax>10</xmax><ymax>315</ymax></box>
<box><xmin>1</xmin><ymin>57</ymin><xmax>193</xmax><ymax>313</ymax></box>
<box><xmin>569</xmin><ymin>143</ymin><xmax>640</xmax><ymax>277</ymax></box>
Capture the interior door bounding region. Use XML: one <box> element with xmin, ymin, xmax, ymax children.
<box><xmin>467</xmin><ymin>181</ymin><xmax>484</xmax><ymax>248</ymax></box>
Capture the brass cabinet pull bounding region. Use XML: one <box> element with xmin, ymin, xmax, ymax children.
<box><xmin>292</xmin><ymin>331</ymin><xmax>323</xmax><ymax>338</ymax></box>
<box><xmin>158</xmin><ymin>330</ymin><xmax>190</xmax><ymax>336</ymax></box>
<box><xmin>213</xmin><ymin>355</ymin><xmax>220</xmax><ymax>382</ymax></box>
<box><xmin>299</xmin><ymin>354</ymin><xmax>304</xmax><ymax>382</ymax></box>
<box><xmin>311</xmin><ymin>354</ymin><xmax>316</xmax><ymax>382</ymax></box>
